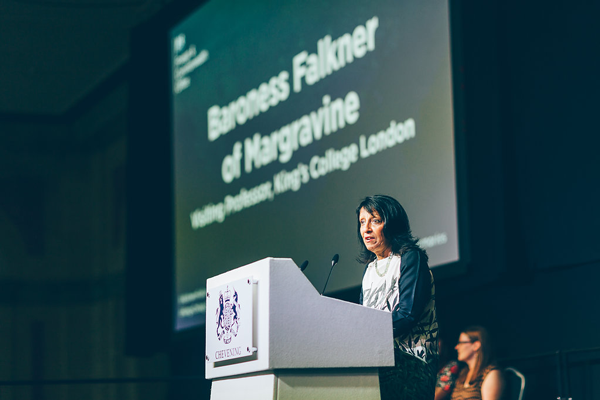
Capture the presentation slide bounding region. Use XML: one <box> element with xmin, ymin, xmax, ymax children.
<box><xmin>170</xmin><ymin>0</ymin><xmax>458</xmax><ymax>331</ymax></box>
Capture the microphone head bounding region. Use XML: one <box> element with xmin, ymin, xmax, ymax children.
<box><xmin>299</xmin><ymin>260</ymin><xmax>309</xmax><ymax>271</ymax></box>
<box><xmin>331</xmin><ymin>254</ymin><xmax>339</xmax><ymax>266</ymax></box>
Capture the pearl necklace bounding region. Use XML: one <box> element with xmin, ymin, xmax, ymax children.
<box><xmin>374</xmin><ymin>252</ymin><xmax>394</xmax><ymax>277</ymax></box>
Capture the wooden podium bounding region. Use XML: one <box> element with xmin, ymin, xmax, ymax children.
<box><xmin>205</xmin><ymin>257</ymin><xmax>394</xmax><ymax>400</ymax></box>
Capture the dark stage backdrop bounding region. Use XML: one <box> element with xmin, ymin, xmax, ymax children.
<box><xmin>166</xmin><ymin>0</ymin><xmax>460</xmax><ymax>331</ymax></box>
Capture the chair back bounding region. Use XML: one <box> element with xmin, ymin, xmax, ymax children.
<box><xmin>503</xmin><ymin>367</ymin><xmax>526</xmax><ymax>400</ymax></box>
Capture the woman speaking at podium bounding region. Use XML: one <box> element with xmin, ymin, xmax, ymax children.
<box><xmin>357</xmin><ymin>195</ymin><xmax>439</xmax><ymax>400</ymax></box>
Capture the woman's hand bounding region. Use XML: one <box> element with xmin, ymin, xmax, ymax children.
<box><xmin>434</xmin><ymin>386</ymin><xmax>451</xmax><ymax>400</ymax></box>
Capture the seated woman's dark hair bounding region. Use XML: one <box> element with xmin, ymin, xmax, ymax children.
<box><xmin>356</xmin><ymin>194</ymin><xmax>427</xmax><ymax>264</ymax></box>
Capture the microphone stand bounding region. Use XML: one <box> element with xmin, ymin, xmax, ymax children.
<box><xmin>321</xmin><ymin>254</ymin><xmax>339</xmax><ymax>295</ymax></box>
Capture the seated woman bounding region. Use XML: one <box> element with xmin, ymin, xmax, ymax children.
<box><xmin>450</xmin><ymin>326</ymin><xmax>504</xmax><ymax>400</ymax></box>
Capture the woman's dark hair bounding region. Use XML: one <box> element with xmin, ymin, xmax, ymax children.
<box><xmin>356</xmin><ymin>194</ymin><xmax>427</xmax><ymax>264</ymax></box>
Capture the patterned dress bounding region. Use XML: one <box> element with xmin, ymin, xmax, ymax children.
<box><xmin>437</xmin><ymin>360</ymin><xmax>462</xmax><ymax>393</ymax></box>
<box><xmin>361</xmin><ymin>249</ymin><xmax>439</xmax><ymax>400</ymax></box>
<box><xmin>450</xmin><ymin>365</ymin><xmax>500</xmax><ymax>400</ymax></box>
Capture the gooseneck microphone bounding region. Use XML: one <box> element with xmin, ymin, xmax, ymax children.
<box><xmin>320</xmin><ymin>254</ymin><xmax>339</xmax><ymax>295</ymax></box>
<box><xmin>299</xmin><ymin>260</ymin><xmax>309</xmax><ymax>272</ymax></box>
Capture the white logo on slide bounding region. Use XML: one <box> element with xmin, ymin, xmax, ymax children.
<box><xmin>172</xmin><ymin>33</ymin><xmax>209</xmax><ymax>94</ymax></box>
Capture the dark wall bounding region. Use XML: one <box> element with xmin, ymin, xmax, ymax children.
<box><xmin>432</xmin><ymin>2</ymin><xmax>600</xmax><ymax>399</ymax></box>
<box><xmin>439</xmin><ymin>0</ymin><xmax>600</xmax><ymax>336</ymax></box>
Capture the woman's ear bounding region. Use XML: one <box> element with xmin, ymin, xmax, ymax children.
<box><xmin>472</xmin><ymin>340</ymin><xmax>482</xmax><ymax>352</ymax></box>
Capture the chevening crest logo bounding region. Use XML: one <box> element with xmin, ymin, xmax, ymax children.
<box><xmin>216</xmin><ymin>286</ymin><xmax>240</xmax><ymax>344</ymax></box>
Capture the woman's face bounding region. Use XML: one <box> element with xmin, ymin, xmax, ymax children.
<box><xmin>359</xmin><ymin>207</ymin><xmax>390</xmax><ymax>259</ymax></box>
<box><xmin>455</xmin><ymin>333</ymin><xmax>479</xmax><ymax>363</ymax></box>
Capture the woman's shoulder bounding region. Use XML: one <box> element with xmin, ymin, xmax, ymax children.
<box><xmin>399</xmin><ymin>247</ymin><xmax>428</xmax><ymax>268</ymax></box>
<box><xmin>400</xmin><ymin>247</ymin><xmax>426</xmax><ymax>259</ymax></box>
<box><xmin>485</xmin><ymin>364</ymin><xmax>501</xmax><ymax>372</ymax></box>
<box><xmin>482</xmin><ymin>364</ymin><xmax>501</xmax><ymax>379</ymax></box>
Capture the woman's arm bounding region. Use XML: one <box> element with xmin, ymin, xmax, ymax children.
<box><xmin>391</xmin><ymin>250</ymin><xmax>431</xmax><ymax>334</ymax></box>
<box><xmin>481</xmin><ymin>369</ymin><xmax>504</xmax><ymax>400</ymax></box>
<box><xmin>359</xmin><ymin>264</ymin><xmax>369</xmax><ymax>305</ymax></box>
